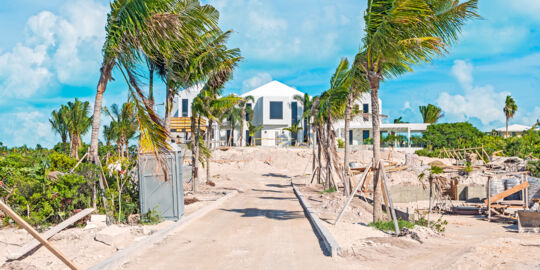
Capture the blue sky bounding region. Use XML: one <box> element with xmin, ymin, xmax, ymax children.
<box><xmin>0</xmin><ymin>0</ymin><xmax>538</xmax><ymax>147</ymax></box>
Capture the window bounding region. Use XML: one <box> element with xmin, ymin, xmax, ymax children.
<box><xmin>363</xmin><ymin>130</ymin><xmax>370</xmax><ymax>140</ymax></box>
<box><xmin>246</xmin><ymin>103</ymin><xmax>252</xmax><ymax>121</ymax></box>
<box><xmin>349</xmin><ymin>130</ymin><xmax>353</xmax><ymax>145</ymax></box>
<box><xmin>291</xmin><ymin>102</ymin><xmax>298</xmax><ymax>125</ymax></box>
<box><xmin>269</xmin><ymin>101</ymin><xmax>283</xmax><ymax>119</ymax></box>
<box><xmin>181</xmin><ymin>99</ymin><xmax>188</xmax><ymax>117</ymax></box>
<box><xmin>363</xmin><ymin>104</ymin><xmax>369</xmax><ymax>113</ymax></box>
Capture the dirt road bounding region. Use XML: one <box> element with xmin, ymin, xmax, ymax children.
<box><xmin>122</xmin><ymin>171</ymin><xmax>357</xmax><ymax>270</ymax></box>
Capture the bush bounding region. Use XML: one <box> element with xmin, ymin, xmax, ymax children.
<box><xmin>49</xmin><ymin>152</ymin><xmax>77</xmax><ymax>171</ymax></box>
<box><xmin>368</xmin><ymin>220</ymin><xmax>415</xmax><ymax>232</ymax></box>
<box><xmin>422</xmin><ymin>122</ymin><xmax>484</xmax><ymax>149</ymax></box>
<box><xmin>337</xmin><ymin>138</ymin><xmax>345</xmax><ymax>148</ymax></box>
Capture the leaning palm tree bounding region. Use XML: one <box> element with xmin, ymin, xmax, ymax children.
<box><xmin>359</xmin><ymin>0</ymin><xmax>479</xmax><ymax>222</ymax></box>
<box><xmin>503</xmin><ymin>95</ymin><xmax>518</xmax><ymax>137</ymax></box>
<box><xmin>64</xmin><ymin>99</ymin><xmax>93</xmax><ymax>159</ymax></box>
<box><xmin>419</xmin><ymin>104</ymin><xmax>444</xmax><ymax>123</ymax></box>
<box><xmin>88</xmin><ymin>0</ymin><xmax>218</xmax><ymax>163</ymax></box>
<box><xmin>49</xmin><ymin>107</ymin><xmax>69</xmax><ymax>154</ymax></box>
<box><xmin>293</xmin><ymin>93</ymin><xmax>314</xmax><ymax>144</ymax></box>
<box><xmin>238</xmin><ymin>95</ymin><xmax>255</xmax><ymax>146</ymax></box>
<box><xmin>343</xmin><ymin>54</ymin><xmax>370</xmax><ymax>195</ymax></box>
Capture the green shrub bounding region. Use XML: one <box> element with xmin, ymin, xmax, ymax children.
<box><xmin>321</xmin><ymin>187</ymin><xmax>336</xmax><ymax>194</ymax></box>
<box><xmin>337</xmin><ymin>138</ymin><xmax>345</xmax><ymax>148</ymax></box>
<box><xmin>368</xmin><ymin>220</ymin><xmax>415</xmax><ymax>232</ymax></box>
<box><xmin>528</xmin><ymin>160</ymin><xmax>540</xmax><ymax>177</ymax></box>
<box><xmin>48</xmin><ymin>152</ymin><xmax>76</xmax><ymax>171</ymax></box>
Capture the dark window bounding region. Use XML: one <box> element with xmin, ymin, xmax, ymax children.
<box><xmin>363</xmin><ymin>104</ymin><xmax>369</xmax><ymax>113</ymax></box>
<box><xmin>363</xmin><ymin>130</ymin><xmax>370</xmax><ymax>140</ymax></box>
<box><xmin>291</xmin><ymin>102</ymin><xmax>298</xmax><ymax>125</ymax></box>
<box><xmin>349</xmin><ymin>130</ymin><xmax>353</xmax><ymax>145</ymax></box>
<box><xmin>246</xmin><ymin>103</ymin><xmax>252</xmax><ymax>121</ymax></box>
<box><xmin>246</xmin><ymin>130</ymin><xmax>251</xmax><ymax>145</ymax></box>
<box><xmin>182</xmin><ymin>99</ymin><xmax>188</xmax><ymax>117</ymax></box>
<box><xmin>269</xmin><ymin>101</ymin><xmax>283</xmax><ymax>119</ymax></box>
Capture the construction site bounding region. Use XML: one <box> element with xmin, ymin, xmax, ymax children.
<box><xmin>1</xmin><ymin>147</ymin><xmax>539</xmax><ymax>270</ymax></box>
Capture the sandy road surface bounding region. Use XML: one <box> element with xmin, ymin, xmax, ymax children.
<box><xmin>122</xmin><ymin>172</ymin><xmax>357</xmax><ymax>270</ymax></box>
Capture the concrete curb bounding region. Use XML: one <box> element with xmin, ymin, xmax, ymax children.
<box><xmin>291</xmin><ymin>182</ymin><xmax>341</xmax><ymax>257</ymax></box>
<box><xmin>89</xmin><ymin>190</ymin><xmax>238</xmax><ymax>270</ymax></box>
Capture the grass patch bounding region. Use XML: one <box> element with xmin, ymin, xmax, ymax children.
<box><xmin>368</xmin><ymin>220</ymin><xmax>415</xmax><ymax>232</ymax></box>
<box><xmin>321</xmin><ymin>187</ymin><xmax>336</xmax><ymax>194</ymax></box>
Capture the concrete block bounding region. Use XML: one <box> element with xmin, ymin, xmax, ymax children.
<box><xmin>95</xmin><ymin>225</ymin><xmax>131</xmax><ymax>247</ymax></box>
<box><xmin>91</xmin><ymin>215</ymin><xmax>107</xmax><ymax>223</ymax></box>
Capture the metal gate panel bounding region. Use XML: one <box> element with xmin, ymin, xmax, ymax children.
<box><xmin>138</xmin><ymin>150</ymin><xmax>184</xmax><ymax>220</ymax></box>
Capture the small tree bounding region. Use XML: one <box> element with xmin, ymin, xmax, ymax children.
<box><xmin>283</xmin><ymin>121</ymin><xmax>303</xmax><ymax>146</ymax></box>
<box><xmin>419</xmin><ymin>104</ymin><xmax>444</xmax><ymax>123</ymax></box>
<box><xmin>247</xmin><ymin>122</ymin><xmax>262</xmax><ymax>146</ymax></box>
<box><xmin>503</xmin><ymin>95</ymin><xmax>518</xmax><ymax>137</ymax></box>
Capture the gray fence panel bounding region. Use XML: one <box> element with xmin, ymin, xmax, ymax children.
<box><xmin>138</xmin><ymin>151</ymin><xmax>184</xmax><ymax>220</ymax></box>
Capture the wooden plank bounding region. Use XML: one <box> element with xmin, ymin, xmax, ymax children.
<box><xmin>0</xmin><ymin>201</ymin><xmax>79</xmax><ymax>270</ymax></box>
<box><xmin>9</xmin><ymin>208</ymin><xmax>95</xmax><ymax>260</ymax></box>
<box><xmin>484</xmin><ymin>181</ymin><xmax>530</xmax><ymax>205</ymax></box>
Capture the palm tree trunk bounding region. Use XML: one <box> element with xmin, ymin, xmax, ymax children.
<box><xmin>89</xmin><ymin>61</ymin><xmax>114</xmax><ymax>163</ymax></box>
<box><xmin>343</xmin><ymin>94</ymin><xmax>353</xmax><ymax>195</ymax></box>
<box><xmin>369</xmin><ymin>74</ymin><xmax>383</xmax><ymax>222</ymax></box>
<box><xmin>326</xmin><ymin>105</ymin><xmax>332</xmax><ymax>190</ymax></box>
<box><xmin>191</xmin><ymin>116</ymin><xmax>198</xmax><ymax>193</ymax></box>
<box><xmin>206</xmin><ymin>119</ymin><xmax>213</xmax><ymax>183</ymax></box>
<box><xmin>505</xmin><ymin>117</ymin><xmax>509</xmax><ymax>138</ymax></box>
<box><xmin>148</xmin><ymin>68</ymin><xmax>154</xmax><ymax>108</ymax></box>
<box><xmin>317</xmin><ymin>127</ymin><xmax>323</xmax><ymax>185</ymax></box>
<box><xmin>164</xmin><ymin>82</ymin><xmax>174</xmax><ymax>134</ymax></box>
<box><xmin>239</xmin><ymin>110</ymin><xmax>244</xmax><ymax>147</ymax></box>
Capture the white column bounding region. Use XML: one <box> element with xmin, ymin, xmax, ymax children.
<box><xmin>407</xmin><ymin>127</ymin><xmax>411</xmax><ymax>148</ymax></box>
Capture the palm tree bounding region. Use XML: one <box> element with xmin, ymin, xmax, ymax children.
<box><xmin>247</xmin><ymin>122</ymin><xmax>262</xmax><ymax>146</ymax></box>
<box><xmin>104</xmin><ymin>102</ymin><xmax>138</xmax><ymax>158</ymax></box>
<box><xmin>419</xmin><ymin>104</ymin><xmax>444</xmax><ymax>123</ymax></box>
<box><xmin>393</xmin><ymin>117</ymin><xmax>408</xmax><ymax>124</ymax></box>
<box><xmin>283</xmin><ymin>121</ymin><xmax>303</xmax><ymax>146</ymax></box>
<box><xmin>293</xmin><ymin>93</ymin><xmax>314</xmax><ymax>144</ymax></box>
<box><xmin>88</xmin><ymin>0</ymin><xmax>218</xmax><ymax>163</ymax></box>
<box><xmin>223</xmin><ymin>106</ymin><xmax>241</xmax><ymax>146</ymax></box>
<box><xmin>359</xmin><ymin>0</ymin><xmax>479</xmax><ymax>222</ymax></box>
<box><xmin>343</xmin><ymin>54</ymin><xmax>370</xmax><ymax>195</ymax></box>
<box><xmin>49</xmin><ymin>107</ymin><xmax>69</xmax><ymax>153</ymax></box>
<box><xmin>503</xmin><ymin>95</ymin><xmax>518</xmax><ymax>137</ymax></box>
<box><xmin>238</xmin><ymin>95</ymin><xmax>255</xmax><ymax>146</ymax></box>
<box><xmin>64</xmin><ymin>99</ymin><xmax>93</xmax><ymax>159</ymax></box>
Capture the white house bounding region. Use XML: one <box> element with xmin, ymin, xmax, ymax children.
<box><xmin>239</xmin><ymin>81</ymin><xmax>306</xmax><ymax>146</ymax></box>
<box><xmin>169</xmin><ymin>81</ymin><xmax>307</xmax><ymax>146</ymax></box>
<box><xmin>495</xmin><ymin>124</ymin><xmax>534</xmax><ymax>137</ymax></box>
<box><xmin>333</xmin><ymin>93</ymin><xmax>428</xmax><ymax>147</ymax></box>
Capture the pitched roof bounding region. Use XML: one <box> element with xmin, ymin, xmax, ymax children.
<box><xmin>495</xmin><ymin>124</ymin><xmax>532</xmax><ymax>132</ymax></box>
<box><xmin>241</xmin><ymin>81</ymin><xmax>304</xmax><ymax>98</ymax></box>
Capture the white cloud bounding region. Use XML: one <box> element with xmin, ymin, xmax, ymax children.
<box><xmin>438</xmin><ymin>60</ymin><xmax>510</xmax><ymax>129</ymax></box>
<box><xmin>402</xmin><ymin>101</ymin><xmax>411</xmax><ymax>110</ymax></box>
<box><xmin>0</xmin><ymin>0</ymin><xmax>107</xmax><ymax>100</ymax></box>
<box><xmin>451</xmin><ymin>60</ymin><xmax>473</xmax><ymax>89</ymax></box>
<box><xmin>242</xmin><ymin>72</ymin><xmax>272</xmax><ymax>92</ymax></box>
<box><xmin>509</xmin><ymin>0</ymin><xmax>540</xmax><ymax>22</ymax></box>
<box><xmin>0</xmin><ymin>110</ymin><xmax>57</xmax><ymax>147</ymax></box>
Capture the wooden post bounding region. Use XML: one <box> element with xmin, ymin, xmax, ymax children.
<box><xmin>380</xmin><ymin>161</ymin><xmax>400</xmax><ymax>235</ymax></box>
<box><xmin>523</xmin><ymin>173</ymin><xmax>529</xmax><ymax>210</ymax></box>
<box><xmin>0</xmin><ymin>201</ymin><xmax>79</xmax><ymax>270</ymax></box>
<box><xmin>380</xmin><ymin>172</ymin><xmax>392</xmax><ymax>220</ymax></box>
<box><xmin>487</xmin><ymin>176</ymin><xmax>491</xmax><ymax>222</ymax></box>
<box><xmin>334</xmin><ymin>161</ymin><xmax>372</xmax><ymax>225</ymax></box>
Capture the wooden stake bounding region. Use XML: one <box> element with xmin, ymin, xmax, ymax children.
<box><xmin>69</xmin><ymin>152</ymin><xmax>88</xmax><ymax>173</ymax></box>
<box><xmin>0</xmin><ymin>200</ymin><xmax>79</xmax><ymax>270</ymax></box>
<box><xmin>380</xmin><ymin>161</ymin><xmax>400</xmax><ymax>235</ymax></box>
<box><xmin>334</xmin><ymin>161</ymin><xmax>372</xmax><ymax>225</ymax></box>
<box><xmin>487</xmin><ymin>176</ymin><xmax>491</xmax><ymax>222</ymax></box>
